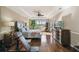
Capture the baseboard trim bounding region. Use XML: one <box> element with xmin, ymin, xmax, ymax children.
<box><xmin>71</xmin><ymin>44</ymin><xmax>79</xmax><ymax>52</ymax></box>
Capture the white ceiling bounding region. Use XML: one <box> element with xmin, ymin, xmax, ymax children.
<box><xmin>6</xmin><ymin>6</ymin><xmax>71</xmax><ymax>19</ymax></box>
<box><xmin>6</xmin><ymin>6</ymin><xmax>61</xmax><ymax>19</ymax></box>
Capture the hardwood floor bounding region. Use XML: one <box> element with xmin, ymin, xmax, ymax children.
<box><xmin>32</xmin><ymin>32</ymin><xmax>75</xmax><ymax>52</ymax></box>
<box><xmin>8</xmin><ymin>32</ymin><xmax>76</xmax><ymax>52</ymax></box>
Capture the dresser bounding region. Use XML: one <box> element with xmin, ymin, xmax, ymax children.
<box><xmin>55</xmin><ymin>29</ymin><xmax>71</xmax><ymax>47</ymax></box>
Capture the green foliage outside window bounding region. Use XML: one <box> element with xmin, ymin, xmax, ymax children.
<box><xmin>29</xmin><ymin>20</ymin><xmax>36</xmax><ymax>29</ymax></box>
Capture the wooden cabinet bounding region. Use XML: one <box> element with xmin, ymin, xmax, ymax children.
<box><xmin>55</xmin><ymin>29</ymin><xmax>71</xmax><ymax>47</ymax></box>
<box><xmin>61</xmin><ymin>29</ymin><xmax>71</xmax><ymax>47</ymax></box>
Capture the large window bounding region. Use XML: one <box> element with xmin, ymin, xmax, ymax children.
<box><xmin>29</xmin><ymin>19</ymin><xmax>47</xmax><ymax>29</ymax></box>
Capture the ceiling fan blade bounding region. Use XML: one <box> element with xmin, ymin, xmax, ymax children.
<box><xmin>33</xmin><ymin>10</ymin><xmax>44</xmax><ymax>16</ymax></box>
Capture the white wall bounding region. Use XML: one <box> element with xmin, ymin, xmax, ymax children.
<box><xmin>50</xmin><ymin>7</ymin><xmax>79</xmax><ymax>46</ymax></box>
<box><xmin>59</xmin><ymin>7</ymin><xmax>79</xmax><ymax>46</ymax></box>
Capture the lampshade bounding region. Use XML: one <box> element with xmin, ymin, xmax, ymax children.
<box><xmin>5</xmin><ymin>22</ymin><xmax>14</xmax><ymax>26</ymax></box>
<box><xmin>8</xmin><ymin>22</ymin><xmax>14</xmax><ymax>26</ymax></box>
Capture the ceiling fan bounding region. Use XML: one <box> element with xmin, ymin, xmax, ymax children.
<box><xmin>33</xmin><ymin>10</ymin><xmax>44</xmax><ymax>16</ymax></box>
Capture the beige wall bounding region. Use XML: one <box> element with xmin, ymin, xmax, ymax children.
<box><xmin>57</xmin><ymin>7</ymin><xmax>79</xmax><ymax>46</ymax></box>
<box><xmin>1</xmin><ymin>7</ymin><xmax>27</xmax><ymax>22</ymax></box>
<box><xmin>52</xmin><ymin>7</ymin><xmax>79</xmax><ymax>46</ymax></box>
<box><xmin>62</xmin><ymin>7</ymin><xmax>79</xmax><ymax>33</ymax></box>
<box><xmin>0</xmin><ymin>7</ymin><xmax>28</xmax><ymax>40</ymax></box>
